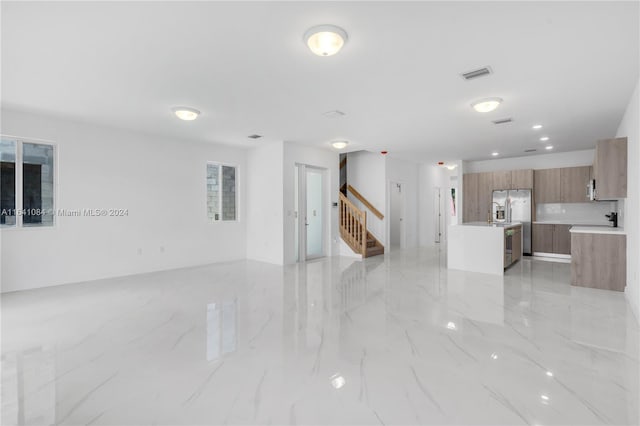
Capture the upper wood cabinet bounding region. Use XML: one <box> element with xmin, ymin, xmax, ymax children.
<box><xmin>490</xmin><ymin>169</ymin><xmax>533</xmax><ymax>191</ymax></box>
<box><xmin>594</xmin><ymin>137</ymin><xmax>627</xmax><ymax>200</ymax></box>
<box><xmin>535</xmin><ymin>166</ymin><xmax>592</xmax><ymax>204</ymax></box>
<box><xmin>534</xmin><ymin>168</ymin><xmax>562</xmax><ymax>203</ymax></box>
<box><xmin>492</xmin><ymin>171</ymin><xmax>511</xmax><ymax>191</ymax></box>
<box><xmin>511</xmin><ymin>169</ymin><xmax>534</xmax><ymax>189</ymax></box>
<box><xmin>560</xmin><ymin>166</ymin><xmax>591</xmax><ymax>203</ymax></box>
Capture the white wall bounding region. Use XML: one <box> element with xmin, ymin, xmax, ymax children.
<box><xmin>283</xmin><ymin>142</ymin><xmax>339</xmax><ymax>264</ymax></box>
<box><xmin>387</xmin><ymin>157</ymin><xmax>419</xmax><ymax>248</ymax></box>
<box><xmin>346</xmin><ymin>151</ymin><xmax>386</xmax><ymax>243</ymax></box>
<box><xmin>1</xmin><ymin>109</ymin><xmax>247</xmax><ymax>293</ymax></box>
<box><xmin>616</xmin><ymin>77</ymin><xmax>639</xmax><ymax>324</ymax></box>
<box><xmin>246</xmin><ymin>141</ymin><xmax>284</xmax><ymax>265</ymax></box>
<box><xmin>465</xmin><ymin>149</ymin><xmax>595</xmax><ymax>173</ymax></box>
<box><xmin>418</xmin><ymin>163</ymin><xmax>457</xmax><ymax>247</ymax></box>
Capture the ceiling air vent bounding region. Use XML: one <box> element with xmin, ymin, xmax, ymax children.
<box><xmin>248</xmin><ymin>134</ymin><xmax>262</xmax><ymax>139</ymax></box>
<box><xmin>524</xmin><ymin>148</ymin><xmax>537</xmax><ymax>153</ymax></box>
<box><xmin>323</xmin><ymin>110</ymin><xmax>346</xmax><ymax>118</ymax></box>
<box><xmin>461</xmin><ymin>66</ymin><xmax>492</xmax><ymax>80</ymax></box>
<box><xmin>492</xmin><ymin>117</ymin><xmax>513</xmax><ymax>125</ymax></box>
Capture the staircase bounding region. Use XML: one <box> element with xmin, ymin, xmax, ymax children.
<box><xmin>339</xmin><ymin>191</ymin><xmax>384</xmax><ymax>258</ymax></box>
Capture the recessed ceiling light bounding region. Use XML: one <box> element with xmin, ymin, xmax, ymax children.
<box><xmin>172</xmin><ymin>106</ymin><xmax>200</xmax><ymax>121</ymax></box>
<box><xmin>446</xmin><ymin>164</ymin><xmax>458</xmax><ymax>170</ymax></box>
<box><xmin>546</xmin><ymin>371</ymin><xmax>554</xmax><ymax>377</ymax></box>
<box><xmin>446</xmin><ymin>321</ymin><xmax>457</xmax><ymax>330</ymax></box>
<box><xmin>532</xmin><ymin>124</ymin><xmax>543</xmax><ymax>130</ymax></box>
<box><xmin>491</xmin><ymin>152</ymin><xmax>499</xmax><ymax>156</ymax></box>
<box><xmin>545</xmin><ymin>145</ymin><xmax>553</xmax><ymax>150</ymax></box>
<box><xmin>540</xmin><ymin>136</ymin><xmax>550</xmax><ymax>142</ymax></box>
<box><xmin>471</xmin><ymin>97</ymin><xmax>502</xmax><ymax>113</ymax></box>
<box><xmin>332</xmin><ymin>140</ymin><xmax>349</xmax><ymax>149</ymax></box>
<box><xmin>304</xmin><ymin>25</ymin><xmax>348</xmax><ymax>56</ymax></box>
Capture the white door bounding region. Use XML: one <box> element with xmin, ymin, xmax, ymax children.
<box><xmin>390</xmin><ymin>182</ymin><xmax>405</xmax><ymax>248</ymax></box>
<box><xmin>296</xmin><ymin>165</ymin><xmax>325</xmax><ymax>262</ymax></box>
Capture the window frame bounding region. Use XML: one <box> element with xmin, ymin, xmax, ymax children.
<box><xmin>0</xmin><ymin>135</ymin><xmax>58</xmax><ymax>231</ymax></box>
<box><xmin>206</xmin><ymin>161</ymin><xmax>239</xmax><ymax>223</ymax></box>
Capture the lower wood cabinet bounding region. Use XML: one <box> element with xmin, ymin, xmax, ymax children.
<box><xmin>533</xmin><ymin>224</ymin><xmax>553</xmax><ymax>253</ymax></box>
<box><xmin>552</xmin><ymin>225</ymin><xmax>571</xmax><ymax>254</ymax></box>
<box><xmin>533</xmin><ymin>224</ymin><xmax>571</xmax><ymax>255</ymax></box>
<box><xmin>571</xmin><ymin>232</ymin><xmax>626</xmax><ymax>291</ymax></box>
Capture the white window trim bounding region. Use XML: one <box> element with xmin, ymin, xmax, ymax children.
<box><xmin>0</xmin><ymin>134</ymin><xmax>58</xmax><ymax>231</ymax></box>
<box><xmin>206</xmin><ymin>161</ymin><xmax>239</xmax><ymax>223</ymax></box>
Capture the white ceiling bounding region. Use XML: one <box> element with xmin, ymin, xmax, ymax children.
<box><xmin>2</xmin><ymin>1</ymin><xmax>638</xmax><ymax>162</ymax></box>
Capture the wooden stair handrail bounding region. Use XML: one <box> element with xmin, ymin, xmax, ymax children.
<box><xmin>339</xmin><ymin>192</ymin><xmax>367</xmax><ymax>256</ymax></box>
<box><xmin>347</xmin><ymin>185</ymin><xmax>384</xmax><ymax>220</ymax></box>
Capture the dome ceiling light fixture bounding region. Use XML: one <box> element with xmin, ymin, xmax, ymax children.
<box><xmin>471</xmin><ymin>97</ymin><xmax>503</xmax><ymax>113</ymax></box>
<box><xmin>304</xmin><ymin>25</ymin><xmax>348</xmax><ymax>57</ymax></box>
<box><xmin>332</xmin><ymin>140</ymin><xmax>349</xmax><ymax>150</ymax></box>
<box><xmin>172</xmin><ymin>106</ymin><xmax>200</xmax><ymax>121</ymax></box>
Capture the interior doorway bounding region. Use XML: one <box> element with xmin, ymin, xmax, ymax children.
<box><xmin>295</xmin><ymin>164</ymin><xmax>325</xmax><ymax>262</ymax></box>
<box><xmin>389</xmin><ymin>182</ymin><xmax>405</xmax><ymax>249</ymax></box>
<box><xmin>434</xmin><ymin>187</ymin><xmax>442</xmax><ymax>243</ymax></box>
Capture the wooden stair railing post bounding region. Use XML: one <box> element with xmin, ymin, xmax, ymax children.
<box><xmin>361</xmin><ymin>212</ymin><xmax>367</xmax><ymax>255</ymax></box>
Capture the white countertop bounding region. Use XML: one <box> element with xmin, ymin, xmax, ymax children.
<box><xmin>460</xmin><ymin>222</ymin><xmax>522</xmax><ymax>229</ymax></box>
<box><xmin>533</xmin><ymin>221</ymin><xmax>610</xmax><ymax>226</ymax></box>
<box><xmin>569</xmin><ymin>226</ymin><xmax>626</xmax><ymax>235</ymax></box>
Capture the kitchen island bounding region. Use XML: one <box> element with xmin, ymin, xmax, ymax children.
<box><xmin>448</xmin><ymin>222</ymin><xmax>523</xmax><ymax>275</ymax></box>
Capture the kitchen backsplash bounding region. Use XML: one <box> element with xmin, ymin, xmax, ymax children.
<box><xmin>536</xmin><ymin>202</ymin><xmax>618</xmax><ymax>225</ymax></box>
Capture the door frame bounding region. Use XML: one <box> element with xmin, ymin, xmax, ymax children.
<box><xmin>296</xmin><ymin>164</ymin><xmax>327</xmax><ymax>262</ymax></box>
<box><xmin>387</xmin><ymin>180</ymin><xmax>406</xmax><ymax>250</ymax></box>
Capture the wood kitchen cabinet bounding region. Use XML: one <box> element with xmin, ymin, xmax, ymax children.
<box><xmin>492</xmin><ymin>171</ymin><xmax>511</xmax><ymax>191</ymax></box>
<box><xmin>463</xmin><ymin>172</ymin><xmax>493</xmax><ymax>222</ymax></box>
<box><xmin>511</xmin><ymin>169</ymin><xmax>533</xmax><ymax>189</ymax></box>
<box><xmin>534</xmin><ymin>169</ymin><xmax>562</xmax><ymax>203</ymax></box>
<box><xmin>478</xmin><ymin>172</ymin><xmax>493</xmax><ymax>222</ymax></box>
<box><xmin>593</xmin><ymin>137</ymin><xmax>627</xmax><ymax>199</ymax></box>
<box><xmin>463</xmin><ymin>173</ymin><xmax>479</xmax><ymax>222</ymax></box>
<box><xmin>533</xmin><ymin>223</ymin><xmax>571</xmax><ymax>254</ymax></box>
<box><xmin>533</xmin><ymin>224</ymin><xmax>554</xmax><ymax>253</ymax></box>
<box><xmin>560</xmin><ymin>166</ymin><xmax>592</xmax><ymax>203</ymax></box>
<box><xmin>571</xmin><ymin>232</ymin><xmax>626</xmax><ymax>291</ymax></box>
<box><xmin>552</xmin><ymin>224</ymin><xmax>572</xmax><ymax>254</ymax></box>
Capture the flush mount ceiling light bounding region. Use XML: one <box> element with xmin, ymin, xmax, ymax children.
<box><xmin>532</xmin><ymin>124</ymin><xmax>543</xmax><ymax>130</ymax></box>
<box><xmin>491</xmin><ymin>152</ymin><xmax>499</xmax><ymax>156</ymax></box>
<box><xmin>540</xmin><ymin>136</ymin><xmax>550</xmax><ymax>141</ymax></box>
<box><xmin>172</xmin><ymin>106</ymin><xmax>200</xmax><ymax>121</ymax></box>
<box><xmin>471</xmin><ymin>97</ymin><xmax>502</xmax><ymax>113</ymax></box>
<box><xmin>304</xmin><ymin>25</ymin><xmax>348</xmax><ymax>56</ymax></box>
<box><xmin>545</xmin><ymin>145</ymin><xmax>554</xmax><ymax>150</ymax></box>
<box><xmin>332</xmin><ymin>140</ymin><xmax>349</xmax><ymax>149</ymax></box>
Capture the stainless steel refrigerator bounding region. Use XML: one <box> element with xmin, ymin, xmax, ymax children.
<box><xmin>492</xmin><ymin>189</ymin><xmax>532</xmax><ymax>255</ymax></box>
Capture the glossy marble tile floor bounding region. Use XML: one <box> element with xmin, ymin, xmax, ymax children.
<box><xmin>2</xmin><ymin>248</ymin><xmax>639</xmax><ymax>425</ymax></box>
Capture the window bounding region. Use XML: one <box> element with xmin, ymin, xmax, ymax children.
<box><xmin>207</xmin><ymin>163</ymin><xmax>236</xmax><ymax>222</ymax></box>
<box><xmin>1</xmin><ymin>138</ymin><xmax>55</xmax><ymax>228</ymax></box>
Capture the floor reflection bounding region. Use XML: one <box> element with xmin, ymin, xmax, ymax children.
<box><xmin>206</xmin><ymin>299</ymin><xmax>237</xmax><ymax>362</ymax></box>
<box><xmin>2</xmin><ymin>346</ymin><xmax>56</xmax><ymax>425</ymax></box>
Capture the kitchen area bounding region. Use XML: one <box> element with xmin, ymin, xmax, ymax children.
<box><xmin>448</xmin><ymin>137</ymin><xmax>628</xmax><ymax>292</ymax></box>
